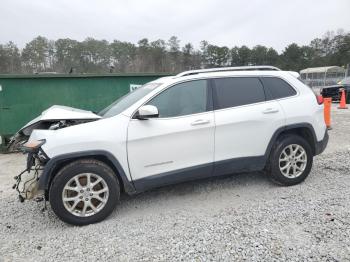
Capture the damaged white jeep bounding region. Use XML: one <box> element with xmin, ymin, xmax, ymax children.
<box><xmin>13</xmin><ymin>66</ymin><xmax>328</xmax><ymax>225</ymax></box>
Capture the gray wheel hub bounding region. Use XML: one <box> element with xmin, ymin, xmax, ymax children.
<box><xmin>279</xmin><ymin>144</ymin><xmax>307</xmax><ymax>178</ymax></box>
<box><xmin>62</xmin><ymin>173</ymin><xmax>109</xmax><ymax>217</ymax></box>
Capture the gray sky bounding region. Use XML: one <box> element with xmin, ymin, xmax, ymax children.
<box><xmin>1</xmin><ymin>0</ymin><xmax>349</xmax><ymax>52</ymax></box>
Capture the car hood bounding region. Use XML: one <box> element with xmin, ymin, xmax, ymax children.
<box><xmin>21</xmin><ymin>105</ymin><xmax>101</xmax><ymax>130</ymax></box>
<box><xmin>8</xmin><ymin>105</ymin><xmax>101</xmax><ymax>151</ymax></box>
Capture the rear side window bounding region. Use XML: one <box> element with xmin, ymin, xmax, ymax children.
<box><xmin>261</xmin><ymin>77</ymin><xmax>297</xmax><ymax>100</ymax></box>
<box><xmin>213</xmin><ymin>77</ymin><xmax>265</xmax><ymax>109</ymax></box>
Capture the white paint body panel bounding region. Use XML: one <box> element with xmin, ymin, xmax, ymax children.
<box><xmin>30</xmin><ymin>115</ymin><xmax>132</xmax><ymax>181</ymax></box>
<box><xmin>127</xmin><ymin>112</ymin><xmax>215</xmax><ymax>180</ymax></box>
<box><xmin>214</xmin><ymin>100</ymin><xmax>285</xmax><ymax>161</ymax></box>
<box><xmin>274</xmin><ymin>75</ymin><xmax>326</xmax><ymax>141</ymax></box>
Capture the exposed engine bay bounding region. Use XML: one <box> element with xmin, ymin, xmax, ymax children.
<box><xmin>8</xmin><ymin>119</ymin><xmax>96</xmax><ymax>151</ymax></box>
<box><xmin>7</xmin><ymin>105</ymin><xmax>101</xmax><ymax>152</ymax></box>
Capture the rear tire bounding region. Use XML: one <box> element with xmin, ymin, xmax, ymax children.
<box><xmin>267</xmin><ymin>135</ymin><xmax>313</xmax><ymax>186</ymax></box>
<box><xmin>49</xmin><ymin>159</ymin><xmax>120</xmax><ymax>225</ymax></box>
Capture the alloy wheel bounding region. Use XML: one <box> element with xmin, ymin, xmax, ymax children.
<box><xmin>279</xmin><ymin>144</ymin><xmax>307</xmax><ymax>178</ymax></box>
<box><xmin>62</xmin><ymin>173</ymin><xmax>109</xmax><ymax>217</ymax></box>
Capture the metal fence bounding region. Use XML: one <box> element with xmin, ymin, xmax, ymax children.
<box><xmin>300</xmin><ymin>66</ymin><xmax>346</xmax><ymax>88</ymax></box>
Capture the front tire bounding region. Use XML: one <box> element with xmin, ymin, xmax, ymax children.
<box><xmin>49</xmin><ymin>159</ymin><xmax>120</xmax><ymax>225</ymax></box>
<box><xmin>267</xmin><ymin>135</ymin><xmax>313</xmax><ymax>186</ymax></box>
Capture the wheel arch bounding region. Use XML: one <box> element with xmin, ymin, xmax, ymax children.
<box><xmin>264</xmin><ymin>123</ymin><xmax>318</xmax><ymax>161</ymax></box>
<box><xmin>39</xmin><ymin>150</ymin><xmax>136</xmax><ymax>196</ymax></box>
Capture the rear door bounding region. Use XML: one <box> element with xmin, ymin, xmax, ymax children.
<box><xmin>212</xmin><ymin>77</ymin><xmax>285</xmax><ymax>175</ymax></box>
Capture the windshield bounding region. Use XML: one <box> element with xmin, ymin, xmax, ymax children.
<box><xmin>99</xmin><ymin>82</ymin><xmax>162</xmax><ymax>117</ymax></box>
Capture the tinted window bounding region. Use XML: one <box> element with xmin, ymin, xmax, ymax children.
<box><xmin>147</xmin><ymin>80</ymin><xmax>208</xmax><ymax>118</ymax></box>
<box><xmin>213</xmin><ymin>77</ymin><xmax>265</xmax><ymax>109</ymax></box>
<box><xmin>261</xmin><ymin>77</ymin><xmax>297</xmax><ymax>100</ymax></box>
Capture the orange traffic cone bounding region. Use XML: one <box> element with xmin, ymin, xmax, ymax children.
<box><xmin>338</xmin><ymin>88</ymin><xmax>348</xmax><ymax>109</ymax></box>
<box><xmin>324</xmin><ymin>97</ymin><xmax>332</xmax><ymax>129</ymax></box>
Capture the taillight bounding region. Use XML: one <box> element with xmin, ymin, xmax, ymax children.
<box><xmin>316</xmin><ymin>95</ymin><xmax>324</xmax><ymax>105</ymax></box>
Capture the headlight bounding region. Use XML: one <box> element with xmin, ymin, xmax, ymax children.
<box><xmin>21</xmin><ymin>139</ymin><xmax>46</xmax><ymax>153</ymax></box>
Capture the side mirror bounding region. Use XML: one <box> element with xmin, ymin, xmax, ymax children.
<box><xmin>135</xmin><ymin>105</ymin><xmax>159</xmax><ymax>120</ymax></box>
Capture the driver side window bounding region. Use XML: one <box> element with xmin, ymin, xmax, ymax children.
<box><xmin>147</xmin><ymin>80</ymin><xmax>208</xmax><ymax>118</ymax></box>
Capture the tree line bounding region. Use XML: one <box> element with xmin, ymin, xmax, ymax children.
<box><xmin>0</xmin><ymin>30</ymin><xmax>349</xmax><ymax>74</ymax></box>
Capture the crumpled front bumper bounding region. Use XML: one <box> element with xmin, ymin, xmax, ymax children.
<box><xmin>14</xmin><ymin>152</ymin><xmax>47</xmax><ymax>201</ymax></box>
<box><xmin>16</xmin><ymin>169</ymin><xmax>43</xmax><ymax>200</ymax></box>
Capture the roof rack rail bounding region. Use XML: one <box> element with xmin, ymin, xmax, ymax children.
<box><xmin>176</xmin><ymin>66</ymin><xmax>281</xmax><ymax>77</ymax></box>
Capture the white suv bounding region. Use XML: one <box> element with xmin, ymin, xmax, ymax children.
<box><xmin>14</xmin><ymin>66</ymin><xmax>328</xmax><ymax>225</ymax></box>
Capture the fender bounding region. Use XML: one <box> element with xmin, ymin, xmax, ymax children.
<box><xmin>263</xmin><ymin>123</ymin><xmax>319</xmax><ymax>160</ymax></box>
<box><xmin>38</xmin><ymin>150</ymin><xmax>137</xmax><ymax>195</ymax></box>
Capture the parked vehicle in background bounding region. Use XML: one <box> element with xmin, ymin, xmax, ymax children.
<box><xmin>340</xmin><ymin>77</ymin><xmax>350</xmax><ymax>85</ymax></box>
<box><xmin>321</xmin><ymin>76</ymin><xmax>350</xmax><ymax>103</ymax></box>
<box><xmin>13</xmin><ymin>66</ymin><xmax>328</xmax><ymax>225</ymax></box>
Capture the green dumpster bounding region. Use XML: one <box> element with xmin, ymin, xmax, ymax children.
<box><xmin>0</xmin><ymin>73</ymin><xmax>169</xmax><ymax>150</ymax></box>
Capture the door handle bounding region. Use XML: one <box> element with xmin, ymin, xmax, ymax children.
<box><xmin>191</xmin><ymin>119</ymin><xmax>210</xmax><ymax>126</ymax></box>
<box><xmin>262</xmin><ymin>108</ymin><xmax>279</xmax><ymax>114</ymax></box>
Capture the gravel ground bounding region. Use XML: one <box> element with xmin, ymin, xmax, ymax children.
<box><xmin>1</xmin><ymin>105</ymin><xmax>350</xmax><ymax>261</ymax></box>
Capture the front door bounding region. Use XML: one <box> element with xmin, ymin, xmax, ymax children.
<box><xmin>127</xmin><ymin>79</ymin><xmax>215</xmax><ymax>191</ymax></box>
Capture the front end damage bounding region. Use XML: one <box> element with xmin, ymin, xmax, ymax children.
<box><xmin>7</xmin><ymin>105</ymin><xmax>101</xmax><ymax>152</ymax></box>
<box><xmin>13</xmin><ymin>140</ymin><xmax>49</xmax><ymax>202</ymax></box>
<box><xmin>10</xmin><ymin>105</ymin><xmax>101</xmax><ymax>202</ymax></box>
<box><xmin>8</xmin><ymin>119</ymin><xmax>96</xmax><ymax>151</ymax></box>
